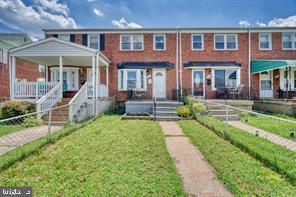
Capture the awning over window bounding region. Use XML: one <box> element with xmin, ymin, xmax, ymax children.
<box><xmin>117</xmin><ymin>61</ymin><xmax>174</xmax><ymax>69</ymax></box>
<box><xmin>251</xmin><ymin>60</ymin><xmax>296</xmax><ymax>74</ymax></box>
<box><xmin>184</xmin><ymin>61</ymin><xmax>241</xmax><ymax>68</ymax></box>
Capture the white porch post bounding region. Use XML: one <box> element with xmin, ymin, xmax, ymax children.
<box><xmin>59</xmin><ymin>56</ymin><xmax>63</xmax><ymax>97</ymax></box>
<box><xmin>92</xmin><ymin>55</ymin><xmax>96</xmax><ymax>116</ymax></box>
<box><xmin>96</xmin><ymin>53</ymin><xmax>100</xmax><ymax>99</ymax></box>
<box><xmin>10</xmin><ymin>56</ymin><xmax>16</xmax><ymax>100</ymax></box>
<box><xmin>45</xmin><ymin>65</ymin><xmax>48</xmax><ymax>82</ymax></box>
<box><xmin>106</xmin><ymin>65</ymin><xmax>109</xmax><ymax>97</ymax></box>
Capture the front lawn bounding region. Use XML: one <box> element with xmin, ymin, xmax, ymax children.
<box><xmin>0</xmin><ymin>124</ymin><xmax>24</xmax><ymax>137</ymax></box>
<box><xmin>0</xmin><ymin>116</ymin><xmax>185</xmax><ymax>196</ymax></box>
<box><xmin>179</xmin><ymin>120</ymin><xmax>296</xmax><ymax>196</ymax></box>
<box><xmin>240</xmin><ymin>113</ymin><xmax>296</xmax><ymax>140</ymax></box>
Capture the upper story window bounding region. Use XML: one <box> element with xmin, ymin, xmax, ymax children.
<box><xmin>192</xmin><ymin>34</ymin><xmax>204</xmax><ymax>50</ymax></box>
<box><xmin>214</xmin><ymin>34</ymin><xmax>238</xmax><ymax>50</ymax></box>
<box><xmin>0</xmin><ymin>49</ymin><xmax>7</xmax><ymax>64</ymax></box>
<box><xmin>120</xmin><ymin>34</ymin><xmax>144</xmax><ymax>51</ymax></box>
<box><xmin>282</xmin><ymin>32</ymin><xmax>296</xmax><ymax>50</ymax></box>
<box><xmin>88</xmin><ymin>34</ymin><xmax>99</xmax><ymax>49</ymax></box>
<box><xmin>154</xmin><ymin>34</ymin><xmax>166</xmax><ymax>50</ymax></box>
<box><xmin>259</xmin><ymin>33</ymin><xmax>272</xmax><ymax>50</ymax></box>
<box><xmin>58</xmin><ymin>34</ymin><xmax>70</xmax><ymax>41</ymax></box>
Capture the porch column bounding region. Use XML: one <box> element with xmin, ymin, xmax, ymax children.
<box><xmin>59</xmin><ymin>56</ymin><xmax>63</xmax><ymax>96</ymax></box>
<box><xmin>10</xmin><ymin>56</ymin><xmax>16</xmax><ymax>99</ymax></box>
<box><xmin>106</xmin><ymin>65</ymin><xmax>109</xmax><ymax>97</ymax></box>
<box><xmin>92</xmin><ymin>55</ymin><xmax>96</xmax><ymax>116</ymax></box>
<box><xmin>96</xmin><ymin>53</ymin><xmax>100</xmax><ymax>99</ymax></box>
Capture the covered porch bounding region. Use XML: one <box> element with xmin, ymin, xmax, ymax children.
<box><xmin>251</xmin><ymin>60</ymin><xmax>296</xmax><ymax>100</ymax></box>
<box><xmin>9</xmin><ymin>37</ymin><xmax>111</xmax><ymax>113</ymax></box>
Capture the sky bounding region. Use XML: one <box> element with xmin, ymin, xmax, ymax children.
<box><xmin>0</xmin><ymin>0</ymin><xmax>295</xmax><ymax>40</ymax></box>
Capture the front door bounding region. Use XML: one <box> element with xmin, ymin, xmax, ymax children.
<box><xmin>192</xmin><ymin>70</ymin><xmax>205</xmax><ymax>97</ymax></box>
<box><xmin>260</xmin><ymin>71</ymin><xmax>273</xmax><ymax>98</ymax></box>
<box><xmin>153</xmin><ymin>69</ymin><xmax>166</xmax><ymax>99</ymax></box>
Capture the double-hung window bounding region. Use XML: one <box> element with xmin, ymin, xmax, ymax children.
<box><xmin>282</xmin><ymin>32</ymin><xmax>296</xmax><ymax>50</ymax></box>
<box><xmin>259</xmin><ymin>33</ymin><xmax>272</xmax><ymax>50</ymax></box>
<box><xmin>213</xmin><ymin>69</ymin><xmax>239</xmax><ymax>90</ymax></box>
<box><xmin>58</xmin><ymin>34</ymin><xmax>70</xmax><ymax>41</ymax></box>
<box><xmin>192</xmin><ymin>34</ymin><xmax>203</xmax><ymax>50</ymax></box>
<box><xmin>154</xmin><ymin>34</ymin><xmax>166</xmax><ymax>50</ymax></box>
<box><xmin>214</xmin><ymin>34</ymin><xmax>238</xmax><ymax>50</ymax></box>
<box><xmin>120</xmin><ymin>34</ymin><xmax>144</xmax><ymax>51</ymax></box>
<box><xmin>118</xmin><ymin>69</ymin><xmax>146</xmax><ymax>91</ymax></box>
<box><xmin>0</xmin><ymin>49</ymin><xmax>7</xmax><ymax>64</ymax></box>
<box><xmin>88</xmin><ymin>34</ymin><xmax>99</xmax><ymax>49</ymax></box>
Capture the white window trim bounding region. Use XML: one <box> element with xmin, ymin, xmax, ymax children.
<box><xmin>282</xmin><ymin>32</ymin><xmax>296</xmax><ymax>50</ymax></box>
<box><xmin>50</xmin><ymin>67</ymin><xmax>79</xmax><ymax>91</ymax></box>
<box><xmin>87</xmin><ymin>34</ymin><xmax>100</xmax><ymax>49</ymax></box>
<box><xmin>118</xmin><ymin>69</ymin><xmax>147</xmax><ymax>91</ymax></box>
<box><xmin>191</xmin><ymin>69</ymin><xmax>205</xmax><ymax>96</ymax></box>
<box><xmin>120</xmin><ymin>34</ymin><xmax>144</xmax><ymax>51</ymax></box>
<box><xmin>58</xmin><ymin>34</ymin><xmax>70</xmax><ymax>42</ymax></box>
<box><xmin>280</xmin><ymin>67</ymin><xmax>296</xmax><ymax>91</ymax></box>
<box><xmin>259</xmin><ymin>32</ymin><xmax>272</xmax><ymax>50</ymax></box>
<box><xmin>214</xmin><ymin>34</ymin><xmax>238</xmax><ymax>50</ymax></box>
<box><xmin>191</xmin><ymin>34</ymin><xmax>204</xmax><ymax>51</ymax></box>
<box><xmin>153</xmin><ymin>34</ymin><xmax>166</xmax><ymax>50</ymax></box>
<box><xmin>211</xmin><ymin>67</ymin><xmax>241</xmax><ymax>91</ymax></box>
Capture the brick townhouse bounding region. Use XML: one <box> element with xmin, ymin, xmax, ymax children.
<box><xmin>6</xmin><ymin>27</ymin><xmax>296</xmax><ymax>107</ymax></box>
<box><xmin>0</xmin><ymin>33</ymin><xmax>44</xmax><ymax>101</ymax></box>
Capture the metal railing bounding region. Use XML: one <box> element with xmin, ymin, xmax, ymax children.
<box><xmin>14</xmin><ymin>82</ymin><xmax>58</xmax><ymax>100</ymax></box>
<box><xmin>36</xmin><ymin>82</ymin><xmax>62</xmax><ymax>118</ymax></box>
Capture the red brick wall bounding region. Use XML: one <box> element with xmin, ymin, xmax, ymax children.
<box><xmin>0</xmin><ymin>58</ymin><xmax>43</xmax><ymax>99</ymax></box>
<box><xmin>181</xmin><ymin>33</ymin><xmax>250</xmax><ymax>99</ymax></box>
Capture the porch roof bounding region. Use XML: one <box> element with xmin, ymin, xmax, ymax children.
<box><xmin>117</xmin><ymin>61</ymin><xmax>174</xmax><ymax>69</ymax></box>
<box><xmin>251</xmin><ymin>60</ymin><xmax>296</xmax><ymax>74</ymax></box>
<box><xmin>184</xmin><ymin>61</ymin><xmax>241</xmax><ymax>68</ymax></box>
<box><xmin>10</xmin><ymin>37</ymin><xmax>111</xmax><ymax>67</ymax></box>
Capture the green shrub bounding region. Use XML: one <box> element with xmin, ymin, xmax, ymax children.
<box><xmin>0</xmin><ymin>101</ymin><xmax>35</xmax><ymax>119</ymax></box>
<box><xmin>22</xmin><ymin>117</ymin><xmax>43</xmax><ymax>128</ymax></box>
<box><xmin>239</xmin><ymin>112</ymin><xmax>256</xmax><ymax>118</ymax></box>
<box><xmin>193</xmin><ymin>102</ymin><xmax>207</xmax><ymax>114</ymax></box>
<box><xmin>180</xmin><ymin>96</ymin><xmax>188</xmax><ymax>105</ymax></box>
<box><xmin>177</xmin><ymin>106</ymin><xmax>192</xmax><ymax>118</ymax></box>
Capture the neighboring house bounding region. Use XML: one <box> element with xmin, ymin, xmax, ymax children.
<box><xmin>0</xmin><ymin>33</ymin><xmax>44</xmax><ymax>100</ymax></box>
<box><xmin>7</xmin><ymin>27</ymin><xmax>296</xmax><ymax>110</ymax></box>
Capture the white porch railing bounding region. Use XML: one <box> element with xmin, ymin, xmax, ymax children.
<box><xmin>36</xmin><ymin>82</ymin><xmax>62</xmax><ymax>117</ymax></box>
<box><xmin>87</xmin><ymin>84</ymin><xmax>108</xmax><ymax>98</ymax></box>
<box><xmin>14</xmin><ymin>82</ymin><xmax>58</xmax><ymax>100</ymax></box>
<box><xmin>69</xmin><ymin>82</ymin><xmax>89</xmax><ymax>121</ymax></box>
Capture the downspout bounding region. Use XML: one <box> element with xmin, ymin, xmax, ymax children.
<box><xmin>179</xmin><ymin>30</ymin><xmax>183</xmax><ymax>96</ymax></box>
<box><xmin>248</xmin><ymin>28</ymin><xmax>251</xmax><ymax>99</ymax></box>
<box><xmin>175</xmin><ymin>28</ymin><xmax>179</xmax><ymax>101</ymax></box>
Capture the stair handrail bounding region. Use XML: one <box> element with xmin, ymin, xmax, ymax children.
<box><xmin>69</xmin><ymin>82</ymin><xmax>89</xmax><ymax>121</ymax></box>
<box><xmin>36</xmin><ymin>82</ymin><xmax>62</xmax><ymax>118</ymax></box>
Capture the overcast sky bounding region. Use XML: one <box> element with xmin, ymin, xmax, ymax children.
<box><xmin>0</xmin><ymin>0</ymin><xmax>295</xmax><ymax>40</ymax></box>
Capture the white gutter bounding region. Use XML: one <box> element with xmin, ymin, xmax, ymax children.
<box><xmin>248</xmin><ymin>28</ymin><xmax>251</xmax><ymax>99</ymax></box>
<box><xmin>175</xmin><ymin>28</ymin><xmax>179</xmax><ymax>100</ymax></box>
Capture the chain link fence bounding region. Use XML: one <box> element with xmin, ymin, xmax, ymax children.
<box><xmin>192</xmin><ymin>98</ymin><xmax>296</xmax><ymax>185</ymax></box>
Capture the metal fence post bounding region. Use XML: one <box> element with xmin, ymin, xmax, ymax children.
<box><xmin>47</xmin><ymin>109</ymin><xmax>52</xmax><ymax>143</ymax></box>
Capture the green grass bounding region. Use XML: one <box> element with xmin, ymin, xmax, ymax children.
<box><xmin>0</xmin><ymin>116</ymin><xmax>185</xmax><ymax>196</ymax></box>
<box><xmin>240</xmin><ymin>113</ymin><xmax>296</xmax><ymax>140</ymax></box>
<box><xmin>178</xmin><ymin>120</ymin><xmax>296</xmax><ymax>196</ymax></box>
<box><xmin>195</xmin><ymin>115</ymin><xmax>296</xmax><ymax>185</ymax></box>
<box><xmin>0</xmin><ymin>124</ymin><xmax>24</xmax><ymax>137</ymax></box>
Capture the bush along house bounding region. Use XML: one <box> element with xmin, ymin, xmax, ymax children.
<box><xmin>7</xmin><ymin>27</ymin><xmax>296</xmax><ymax>118</ymax></box>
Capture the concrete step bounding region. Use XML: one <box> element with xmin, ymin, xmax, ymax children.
<box><xmin>206</xmin><ymin>105</ymin><xmax>226</xmax><ymax>110</ymax></box>
<box><xmin>156</xmin><ymin>111</ymin><xmax>177</xmax><ymax>116</ymax></box>
<box><xmin>156</xmin><ymin>106</ymin><xmax>177</xmax><ymax>112</ymax></box>
<box><xmin>212</xmin><ymin>115</ymin><xmax>240</xmax><ymax>121</ymax></box>
<box><xmin>156</xmin><ymin>102</ymin><xmax>182</xmax><ymax>107</ymax></box>
<box><xmin>208</xmin><ymin>109</ymin><xmax>236</xmax><ymax>115</ymax></box>
<box><xmin>155</xmin><ymin>116</ymin><xmax>181</xmax><ymax>121</ymax></box>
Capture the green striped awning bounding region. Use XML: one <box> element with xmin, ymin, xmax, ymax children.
<box><xmin>251</xmin><ymin>60</ymin><xmax>296</xmax><ymax>74</ymax></box>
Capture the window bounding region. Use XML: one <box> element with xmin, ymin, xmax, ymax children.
<box><xmin>214</xmin><ymin>34</ymin><xmax>238</xmax><ymax>50</ymax></box>
<box><xmin>58</xmin><ymin>34</ymin><xmax>70</xmax><ymax>41</ymax></box>
<box><xmin>213</xmin><ymin>69</ymin><xmax>238</xmax><ymax>89</ymax></box>
<box><xmin>192</xmin><ymin>34</ymin><xmax>203</xmax><ymax>50</ymax></box>
<box><xmin>259</xmin><ymin>33</ymin><xmax>272</xmax><ymax>50</ymax></box>
<box><xmin>0</xmin><ymin>49</ymin><xmax>7</xmax><ymax>64</ymax></box>
<box><xmin>154</xmin><ymin>34</ymin><xmax>166</xmax><ymax>50</ymax></box>
<box><xmin>50</xmin><ymin>68</ymin><xmax>78</xmax><ymax>91</ymax></box>
<box><xmin>39</xmin><ymin>65</ymin><xmax>45</xmax><ymax>73</ymax></box>
<box><xmin>88</xmin><ymin>35</ymin><xmax>99</xmax><ymax>49</ymax></box>
<box><xmin>282</xmin><ymin>32</ymin><xmax>296</xmax><ymax>50</ymax></box>
<box><xmin>120</xmin><ymin>34</ymin><xmax>143</xmax><ymax>50</ymax></box>
<box><xmin>118</xmin><ymin>69</ymin><xmax>146</xmax><ymax>91</ymax></box>
<box><xmin>0</xmin><ymin>49</ymin><xmax>2</xmax><ymax>63</ymax></box>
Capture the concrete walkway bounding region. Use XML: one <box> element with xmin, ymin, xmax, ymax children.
<box><xmin>228</xmin><ymin>121</ymin><xmax>296</xmax><ymax>152</ymax></box>
<box><xmin>159</xmin><ymin>121</ymin><xmax>232</xmax><ymax>197</ymax></box>
<box><xmin>0</xmin><ymin>125</ymin><xmax>62</xmax><ymax>156</ymax></box>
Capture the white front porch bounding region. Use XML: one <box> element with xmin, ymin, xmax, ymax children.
<box><xmin>9</xmin><ymin>37</ymin><xmax>111</xmax><ymax>115</ymax></box>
